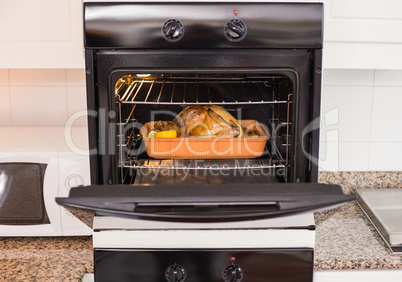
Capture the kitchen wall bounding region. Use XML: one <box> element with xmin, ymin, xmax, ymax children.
<box><xmin>0</xmin><ymin>69</ymin><xmax>87</xmax><ymax>127</ymax></box>
<box><xmin>0</xmin><ymin>68</ymin><xmax>401</xmax><ymax>172</ymax></box>
<box><xmin>320</xmin><ymin>69</ymin><xmax>402</xmax><ymax>172</ymax></box>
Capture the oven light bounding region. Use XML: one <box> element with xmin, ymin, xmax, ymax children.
<box><xmin>233</xmin><ymin>10</ymin><xmax>238</xmax><ymax>15</ymax></box>
<box><xmin>136</xmin><ymin>74</ymin><xmax>151</xmax><ymax>77</ymax></box>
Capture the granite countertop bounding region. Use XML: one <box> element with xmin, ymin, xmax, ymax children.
<box><xmin>314</xmin><ymin>201</ymin><xmax>402</xmax><ymax>270</ymax></box>
<box><xmin>1</xmin><ymin>172</ymin><xmax>401</xmax><ymax>280</ymax></box>
<box><xmin>0</xmin><ymin>236</ymin><xmax>92</xmax><ymax>281</ymax></box>
<box><xmin>315</xmin><ymin>171</ymin><xmax>402</xmax><ymax>270</ymax></box>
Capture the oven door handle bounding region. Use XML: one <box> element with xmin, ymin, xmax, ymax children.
<box><xmin>56</xmin><ymin>183</ymin><xmax>356</xmax><ymax>222</ymax></box>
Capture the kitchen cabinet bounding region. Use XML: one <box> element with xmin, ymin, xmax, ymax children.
<box><xmin>323</xmin><ymin>0</ymin><xmax>402</xmax><ymax>69</ymax></box>
<box><xmin>0</xmin><ymin>0</ymin><xmax>84</xmax><ymax>68</ymax></box>
<box><xmin>314</xmin><ymin>269</ymin><xmax>402</xmax><ymax>282</ymax></box>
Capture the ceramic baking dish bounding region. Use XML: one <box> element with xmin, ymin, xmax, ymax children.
<box><xmin>139</xmin><ymin>120</ymin><xmax>269</xmax><ymax>159</ymax></box>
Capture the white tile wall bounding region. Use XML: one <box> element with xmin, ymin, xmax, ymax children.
<box><xmin>0</xmin><ymin>87</ymin><xmax>12</xmax><ymax>126</ymax></box>
<box><xmin>319</xmin><ymin>69</ymin><xmax>402</xmax><ymax>172</ymax></box>
<box><xmin>67</xmin><ymin>86</ymin><xmax>88</xmax><ymax>127</ymax></box>
<box><xmin>338</xmin><ymin>142</ymin><xmax>370</xmax><ymax>171</ymax></box>
<box><xmin>9</xmin><ymin>69</ymin><xmax>66</xmax><ymax>86</ymax></box>
<box><xmin>0</xmin><ymin>68</ymin><xmax>401</xmax><ymax>171</ymax></box>
<box><xmin>320</xmin><ymin>86</ymin><xmax>373</xmax><ymax>142</ymax></box>
<box><xmin>322</xmin><ymin>69</ymin><xmax>374</xmax><ymax>86</ymax></box>
<box><xmin>319</xmin><ymin>141</ymin><xmax>371</xmax><ymax>172</ymax></box>
<box><xmin>11</xmin><ymin>86</ymin><xmax>68</xmax><ymax>126</ymax></box>
<box><xmin>368</xmin><ymin>143</ymin><xmax>402</xmax><ymax>171</ymax></box>
<box><xmin>371</xmin><ymin>87</ymin><xmax>402</xmax><ymax>142</ymax></box>
<box><xmin>374</xmin><ymin>70</ymin><xmax>402</xmax><ymax>87</ymax></box>
<box><xmin>66</xmin><ymin>69</ymin><xmax>86</xmax><ymax>86</ymax></box>
<box><xmin>0</xmin><ymin>69</ymin><xmax>9</xmax><ymax>86</ymax></box>
<box><xmin>0</xmin><ymin>69</ymin><xmax>86</xmax><ymax>128</ymax></box>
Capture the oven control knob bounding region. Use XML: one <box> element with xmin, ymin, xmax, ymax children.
<box><xmin>224</xmin><ymin>19</ymin><xmax>247</xmax><ymax>42</ymax></box>
<box><xmin>163</xmin><ymin>19</ymin><xmax>184</xmax><ymax>42</ymax></box>
<box><xmin>165</xmin><ymin>263</ymin><xmax>187</xmax><ymax>282</ymax></box>
<box><xmin>65</xmin><ymin>174</ymin><xmax>84</xmax><ymax>191</ymax></box>
<box><xmin>222</xmin><ymin>264</ymin><xmax>244</xmax><ymax>282</ymax></box>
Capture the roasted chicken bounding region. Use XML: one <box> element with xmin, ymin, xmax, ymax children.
<box><xmin>150</xmin><ymin>105</ymin><xmax>244</xmax><ymax>138</ymax></box>
<box><xmin>173</xmin><ymin>105</ymin><xmax>243</xmax><ymax>138</ymax></box>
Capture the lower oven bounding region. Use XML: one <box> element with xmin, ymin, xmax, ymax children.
<box><xmin>94</xmin><ymin>249</ymin><xmax>314</xmax><ymax>282</ymax></box>
<box><xmin>91</xmin><ymin>213</ymin><xmax>316</xmax><ymax>282</ymax></box>
<box><xmin>57</xmin><ymin>2</ymin><xmax>356</xmax><ymax>282</ymax></box>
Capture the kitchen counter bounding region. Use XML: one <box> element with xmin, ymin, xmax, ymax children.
<box><xmin>315</xmin><ymin>171</ymin><xmax>402</xmax><ymax>270</ymax></box>
<box><xmin>1</xmin><ymin>172</ymin><xmax>401</xmax><ymax>281</ymax></box>
<box><xmin>0</xmin><ymin>236</ymin><xmax>92</xmax><ymax>281</ymax></box>
<box><xmin>315</xmin><ymin>201</ymin><xmax>402</xmax><ymax>270</ymax></box>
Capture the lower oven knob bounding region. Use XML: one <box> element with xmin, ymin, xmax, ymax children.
<box><xmin>222</xmin><ymin>264</ymin><xmax>244</xmax><ymax>282</ymax></box>
<box><xmin>165</xmin><ymin>263</ymin><xmax>187</xmax><ymax>282</ymax></box>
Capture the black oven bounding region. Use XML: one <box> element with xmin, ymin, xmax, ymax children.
<box><xmin>57</xmin><ymin>2</ymin><xmax>355</xmax><ymax>282</ymax></box>
<box><xmin>84</xmin><ymin>2</ymin><xmax>324</xmax><ymax>186</ymax></box>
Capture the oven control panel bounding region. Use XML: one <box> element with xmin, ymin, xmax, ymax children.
<box><xmin>84</xmin><ymin>3</ymin><xmax>323</xmax><ymax>49</ymax></box>
<box><xmin>162</xmin><ymin>18</ymin><xmax>247</xmax><ymax>43</ymax></box>
<box><xmin>94</xmin><ymin>249</ymin><xmax>313</xmax><ymax>282</ymax></box>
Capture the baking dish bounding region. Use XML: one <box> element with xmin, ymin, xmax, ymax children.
<box><xmin>139</xmin><ymin>120</ymin><xmax>269</xmax><ymax>159</ymax></box>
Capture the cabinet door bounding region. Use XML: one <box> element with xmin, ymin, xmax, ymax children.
<box><xmin>0</xmin><ymin>0</ymin><xmax>84</xmax><ymax>68</ymax></box>
<box><xmin>323</xmin><ymin>0</ymin><xmax>402</xmax><ymax>69</ymax></box>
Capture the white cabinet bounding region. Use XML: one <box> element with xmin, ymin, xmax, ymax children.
<box><xmin>0</xmin><ymin>0</ymin><xmax>84</xmax><ymax>68</ymax></box>
<box><xmin>323</xmin><ymin>0</ymin><xmax>402</xmax><ymax>69</ymax></box>
<box><xmin>314</xmin><ymin>269</ymin><xmax>402</xmax><ymax>282</ymax></box>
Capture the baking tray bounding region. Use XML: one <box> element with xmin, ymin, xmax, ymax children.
<box><xmin>357</xmin><ymin>188</ymin><xmax>402</xmax><ymax>254</ymax></box>
<box><xmin>139</xmin><ymin>120</ymin><xmax>269</xmax><ymax>159</ymax></box>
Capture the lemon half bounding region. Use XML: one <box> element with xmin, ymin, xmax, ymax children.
<box><xmin>148</xmin><ymin>130</ymin><xmax>157</xmax><ymax>138</ymax></box>
<box><xmin>154</xmin><ymin>130</ymin><xmax>177</xmax><ymax>138</ymax></box>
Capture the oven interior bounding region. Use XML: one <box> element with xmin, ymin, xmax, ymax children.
<box><xmin>114</xmin><ymin>72</ymin><xmax>294</xmax><ymax>185</ymax></box>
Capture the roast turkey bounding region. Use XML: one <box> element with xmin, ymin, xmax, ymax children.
<box><xmin>172</xmin><ymin>105</ymin><xmax>244</xmax><ymax>138</ymax></box>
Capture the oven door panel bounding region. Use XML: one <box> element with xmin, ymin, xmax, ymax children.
<box><xmin>94</xmin><ymin>248</ymin><xmax>313</xmax><ymax>282</ymax></box>
<box><xmin>56</xmin><ymin>183</ymin><xmax>355</xmax><ymax>223</ymax></box>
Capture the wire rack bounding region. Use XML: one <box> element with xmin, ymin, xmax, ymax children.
<box><xmin>115</xmin><ymin>75</ymin><xmax>291</xmax><ymax>105</ymax></box>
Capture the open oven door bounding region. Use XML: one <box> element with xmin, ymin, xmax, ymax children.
<box><xmin>56</xmin><ymin>183</ymin><xmax>356</xmax><ymax>226</ymax></box>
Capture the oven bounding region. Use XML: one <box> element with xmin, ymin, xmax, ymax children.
<box><xmin>84</xmin><ymin>2</ymin><xmax>323</xmax><ymax>186</ymax></box>
<box><xmin>57</xmin><ymin>2</ymin><xmax>356</xmax><ymax>282</ymax></box>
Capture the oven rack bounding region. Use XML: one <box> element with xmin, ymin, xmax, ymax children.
<box><xmin>115</xmin><ymin>76</ymin><xmax>292</xmax><ymax>105</ymax></box>
<box><xmin>119</xmin><ymin>139</ymin><xmax>287</xmax><ymax>171</ymax></box>
<box><xmin>120</xmin><ymin>157</ymin><xmax>287</xmax><ymax>171</ymax></box>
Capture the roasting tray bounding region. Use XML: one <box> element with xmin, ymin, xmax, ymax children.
<box><xmin>140</xmin><ymin>120</ymin><xmax>269</xmax><ymax>159</ymax></box>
